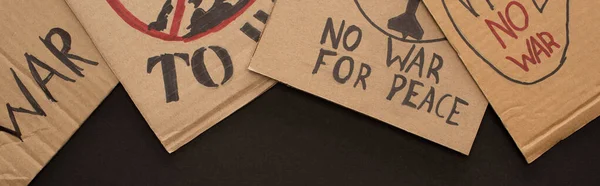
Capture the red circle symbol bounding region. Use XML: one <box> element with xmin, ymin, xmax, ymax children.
<box><xmin>107</xmin><ymin>0</ymin><xmax>256</xmax><ymax>42</ymax></box>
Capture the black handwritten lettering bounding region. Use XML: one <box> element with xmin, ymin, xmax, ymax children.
<box><xmin>1</xmin><ymin>28</ymin><xmax>100</xmax><ymax>141</ymax></box>
<box><xmin>333</xmin><ymin>56</ymin><xmax>355</xmax><ymax>84</ymax></box>
<box><xmin>353</xmin><ymin>63</ymin><xmax>371</xmax><ymax>90</ymax></box>
<box><xmin>386</xmin><ymin>74</ymin><xmax>408</xmax><ymax>100</ymax></box>
<box><xmin>147</xmin><ymin>53</ymin><xmax>190</xmax><ymax>103</ymax></box>
<box><xmin>0</xmin><ymin>69</ymin><xmax>47</xmax><ymax>141</ymax></box>
<box><xmin>386</xmin><ymin>39</ymin><xmax>444</xmax><ymax>84</ymax></box>
<box><xmin>146</xmin><ymin>46</ymin><xmax>234</xmax><ymax>103</ymax></box>
<box><xmin>383</xmin><ymin>72</ymin><xmax>469</xmax><ymax>126</ymax></box>
<box><xmin>382</xmin><ymin>35</ymin><xmax>467</xmax><ymax>125</ymax></box>
<box><xmin>404</xmin><ymin>47</ymin><xmax>426</xmax><ymax>78</ymax></box>
<box><xmin>320</xmin><ymin>17</ymin><xmax>364</xmax><ymax>52</ymax></box>
<box><xmin>191</xmin><ymin>46</ymin><xmax>233</xmax><ymax>87</ymax></box>
<box><xmin>458</xmin><ymin>0</ymin><xmax>480</xmax><ymax>17</ymax></box>
<box><xmin>417</xmin><ymin>86</ymin><xmax>436</xmax><ymax>113</ymax></box>
<box><xmin>40</xmin><ymin>28</ymin><xmax>99</xmax><ymax>77</ymax></box>
<box><xmin>313</xmin><ymin>49</ymin><xmax>337</xmax><ymax>74</ymax></box>
<box><xmin>343</xmin><ymin>25</ymin><xmax>362</xmax><ymax>51</ymax></box>
<box><xmin>320</xmin><ymin>17</ymin><xmax>345</xmax><ymax>50</ymax></box>
<box><xmin>402</xmin><ymin>79</ymin><xmax>424</xmax><ymax>108</ymax></box>
<box><xmin>427</xmin><ymin>53</ymin><xmax>443</xmax><ymax>84</ymax></box>
<box><xmin>436</xmin><ymin>94</ymin><xmax>452</xmax><ymax>118</ymax></box>
<box><xmin>25</xmin><ymin>53</ymin><xmax>75</xmax><ymax>102</ymax></box>
<box><xmin>386</xmin><ymin>37</ymin><xmax>416</xmax><ymax>71</ymax></box>
<box><xmin>458</xmin><ymin>0</ymin><xmax>495</xmax><ymax>17</ymax></box>
<box><xmin>447</xmin><ymin>97</ymin><xmax>469</xmax><ymax>125</ymax></box>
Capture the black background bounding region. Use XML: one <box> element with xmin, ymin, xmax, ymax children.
<box><xmin>30</xmin><ymin>84</ymin><xmax>600</xmax><ymax>186</ymax></box>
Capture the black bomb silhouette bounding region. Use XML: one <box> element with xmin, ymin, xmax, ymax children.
<box><xmin>387</xmin><ymin>0</ymin><xmax>424</xmax><ymax>40</ymax></box>
<box><xmin>107</xmin><ymin>0</ymin><xmax>255</xmax><ymax>42</ymax></box>
<box><xmin>354</xmin><ymin>0</ymin><xmax>446</xmax><ymax>43</ymax></box>
<box><xmin>148</xmin><ymin>0</ymin><xmax>250</xmax><ymax>38</ymax></box>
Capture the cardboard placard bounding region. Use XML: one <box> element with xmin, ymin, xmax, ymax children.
<box><xmin>422</xmin><ymin>0</ymin><xmax>600</xmax><ymax>162</ymax></box>
<box><xmin>0</xmin><ymin>0</ymin><xmax>118</xmax><ymax>184</ymax></box>
<box><xmin>249</xmin><ymin>0</ymin><xmax>488</xmax><ymax>154</ymax></box>
<box><xmin>65</xmin><ymin>0</ymin><xmax>276</xmax><ymax>152</ymax></box>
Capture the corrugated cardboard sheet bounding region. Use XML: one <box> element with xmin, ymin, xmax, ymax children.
<box><xmin>423</xmin><ymin>0</ymin><xmax>600</xmax><ymax>162</ymax></box>
<box><xmin>249</xmin><ymin>0</ymin><xmax>488</xmax><ymax>154</ymax></box>
<box><xmin>0</xmin><ymin>0</ymin><xmax>118</xmax><ymax>184</ymax></box>
<box><xmin>65</xmin><ymin>0</ymin><xmax>276</xmax><ymax>153</ymax></box>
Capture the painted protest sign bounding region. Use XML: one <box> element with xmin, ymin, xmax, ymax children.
<box><xmin>65</xmin><ymin>0</ymin><xmax>276</xmax><ymax>152</ymax></box>
<box><xmin>423</xmin><ymin>0</ymin><xmax>600</xmax><ymax>162</ymax></box>
<box><xmin>0</xmin><ymin>0</ymin><xmax>118</xmax><ymax>184</ymax></box>
<box><xmin>249</xmin><ymin>0</ymin><xmax>488</xmax><ymax>154</ymax></box>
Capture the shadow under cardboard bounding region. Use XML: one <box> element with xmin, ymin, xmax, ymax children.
<box><xmin>31</xmin><ymin>83</ymin><xmax>600</xmax><ymax>186</ymax></box>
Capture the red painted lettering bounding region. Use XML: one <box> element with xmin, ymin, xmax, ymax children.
<box><xmin>506</xmin><ymin>37</ymin><xmax>537</xmax><ymax>72</ymax></box>
<box><xmin>537</xmin><ymin>32</ymin><xmax>561</xmax><ymax>53</ymax></box>
<box><xmin>505</xmin><ymin>32</ymin><xmax>561</xmax><ymax>72</ymax></box>
<box><xmin>485</xmin><ymin>1</ymin><xmax>530</xmax><ymax>49</ymax></box>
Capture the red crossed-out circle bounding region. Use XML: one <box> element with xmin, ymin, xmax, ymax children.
<box><xmin>106</xmin><ymin>0</ymin><xmax>256</xmax><ymax>42</ymax></box>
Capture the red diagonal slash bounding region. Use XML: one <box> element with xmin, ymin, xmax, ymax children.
<box><xmin>106</xmin><ymin>0</ymin><xmax>256</xmax><ymax>42</ymax></box>
<box><xmin>169</xmin><ymin>0</ymin><xmax>186</xmax><ymax>36</ymax></box>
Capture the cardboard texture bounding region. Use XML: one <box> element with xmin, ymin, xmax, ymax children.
<box><xmin>249</xmin><ymin>0</ymin><xmax>488</xmax><ymax>154</ymax></box>
<box><xmin>0</xmin><ymin>0</ymin><xmax>118</xmax><ymax>184</ymax></box>
<box><xmin>422</xmin><ymin>0</ymin><xmax>600</xmax><ymax>162</ymax></box>
<box><xmin>65</xmin><ymin>0</ymin><xmax>276</xmax><ymax>153</ymax></box>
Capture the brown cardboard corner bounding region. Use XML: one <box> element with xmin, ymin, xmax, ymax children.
<box><xmin>64</xmin><ymin>0</ymin><xmax>276</xmax><ymax>153</ymax></box>
<box><xmin>422</xmin><ymin>0</ymin><xmax>600</xmax><ymax>163</ymax></box>
<box><xmin>0</xmin><ymin>0</ymin><xmax>118</xmax><ymax>184</ymax></box>
<box><xmin>248</xmin><ymin>0</ymin><xmax>488</xmax><ymax>155</ymax></box>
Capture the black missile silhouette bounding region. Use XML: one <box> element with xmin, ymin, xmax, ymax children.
<box><xmin>387</xmin><ymin>0</ymin><xmax>424</xmax><ymax>40</ymax></box>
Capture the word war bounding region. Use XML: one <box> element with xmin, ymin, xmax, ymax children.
<box><xmin>1</xmin><ymin>28</ymin><xmax>99</xmax><ymax>140</ymax></box>
<box><xmin>484</xmin><ymin>1</ymin><xmax>561</xmax><ymax>72</ymax></box>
